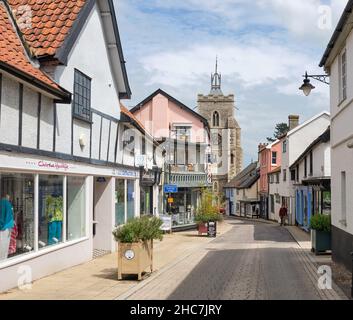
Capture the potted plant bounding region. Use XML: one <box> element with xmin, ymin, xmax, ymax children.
<box><xmin>112</xmin><ymin>216</ymin><xmax>163</xmax><ymax>281</ymax></box>
<box><xmin>310</xmin><ymin>214</ymin><xmax>331</xmax><ymax>255</ymax></box>
<box><xmin>195</xmin><ymin>189</ymin><xmax>223</xmax><ymax>236</ymax></box>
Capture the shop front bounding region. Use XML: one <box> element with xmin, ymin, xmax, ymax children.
<box><xmin>139</xmin><ymin>167</ymin><xmax>162</xmax><ymax>216</ymax></box>
<box><xmin>0</xmin><ymin>151</ymin><xmax>139</xmax><ymax>292</ymax></box>
<box><xmin>168</xmin><ymin>188</ymin><xmax>200</xmax><ymax>228</ymax></box>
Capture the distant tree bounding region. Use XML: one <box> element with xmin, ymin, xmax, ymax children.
<box><xmin>267</xmin><ymin>123</ymin><xmax>289</xmax><ymax>142</ymax></box>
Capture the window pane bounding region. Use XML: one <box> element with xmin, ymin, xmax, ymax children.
<box><xmin>0</xmin><ymin>173</ymin><xmax>34</xmax><ymax>261</ymax></box>
<box><xmin>67</xmin><ymin>177</ymin><xmax>86</xmax><ymax>241</ymax></box>
<box><xmin>115</xmin><ymin>180</ymin><xmax>125</xmax><ymax>226</ymax></box>
<box><xmin>38</xmin><ymin>175</ymin><xmax>64</xmax><ymax>249</ymax></box>
<box><xmin>127</xmin><ymin>180</ymin><xmax>135</xmax><ymax>221</ymax></box>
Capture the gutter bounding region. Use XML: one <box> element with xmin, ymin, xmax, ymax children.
<box><xmin>319</xmin><ymin>0</ymin><xmax>353</xmax><ymax>67</ymax></box>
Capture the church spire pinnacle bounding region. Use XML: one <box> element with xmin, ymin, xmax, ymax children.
<box><xmin>210</xmin><ymin>56</ymin><xmax>223</xmax><ymax>95</ymax></box>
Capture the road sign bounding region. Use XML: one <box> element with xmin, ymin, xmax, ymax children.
<box><xmin>164</xmin><ymin>184</ymin><xmax>178</xmax><ymax>193</ymax></box>
<box><xmin>168</xmin><ymin>197</ymin><xmax>174</xmax><ymax>204</ymax></box>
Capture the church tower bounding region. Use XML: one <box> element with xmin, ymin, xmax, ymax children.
<box><xmin>197</xmin><ymin>60</ymin><xmax>243</xmax><ymax>193</ymax></box>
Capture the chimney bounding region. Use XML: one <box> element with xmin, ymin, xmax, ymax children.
<box><xmin>258</xmin><ymin>143</ymin><xmax>268</xmax><ymax>152</ymax></box>
<box><xmin>288</xmin><ymin>115</ymin><xmax>299</xmax><ymax>131</ymax></box>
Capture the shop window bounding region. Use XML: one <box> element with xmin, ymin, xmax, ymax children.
<box><xmin>0</xmin><ymin>173</ymin><xmax>34</xmax><ymax>261</ymax></box>
<box><xmin>127</xmin><ymin>180</ymin><xmax>135</xmax><ymax>221</ymax></box>
<box><xmin>115</xmin><ymin>179</ymin><xmax>125</xmax><ymax>226</ymax></box>
<box><xmin>141</xmin><ymin>186</ymin><xmax>153</xmax><ymax>216</ymax></box>
<box><xmin>73</xmin><ymin>69</ymin><xmax>91</xmax><ymax>121</ymax></box>
<box><xmin>67</xmin><ymin>176</ymin><xmax>86</xmax><ymax>241</ymax></box>
<box><xmin>38</xmin><ymin>175</ymin><xmax>64</xmax><ymax>249</ymax></box>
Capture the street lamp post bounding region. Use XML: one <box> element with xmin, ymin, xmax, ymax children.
<box><xmin>299</xmin><ymin>71</ymin><xmax>330</xmax><ymax>96</ymax></box>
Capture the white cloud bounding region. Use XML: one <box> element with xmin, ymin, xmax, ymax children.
<box><xmin>140</xmin><ymin>39</ymin><xmax>312</xmax><ymax>89</ymax></box>
<box><xmin>116</xmin><ymin>0</ymin><xmax>343</xmax><ymax>164</ymax></box>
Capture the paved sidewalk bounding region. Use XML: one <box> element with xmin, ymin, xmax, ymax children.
<box><xmin>0</xmin><ymin>220</ymin><xmax>232</xmax><ymax>300</ymax></box>
<box><xmin>285</xmin><ymin>226</ymin><xmax>311</xmax><ymax>250</ymax></box>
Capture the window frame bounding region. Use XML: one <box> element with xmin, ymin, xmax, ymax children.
<box><xmin>271</xmin><ymin>151</ymin><xmax>277</xmax><ymax>165</ymax></box>
<box><xmin>339</xmin><ymin>49</ymin><xmax>347</xmax><ymax>103</ymax></box>
<box><xmin>73</xmin><ymin>69</ymin><xmax>92</xmax><ymax>122</ymax></box>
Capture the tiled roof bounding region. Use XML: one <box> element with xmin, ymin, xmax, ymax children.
<box><xmin>224</xmin><ymin>162</ymin><xmax>259</xmax><ymax>189</ymax></box>
<box><xmin>7</xmin><ymin>0</ymin><xmax>86</xmax><ymax>57</ymax></box>
<box><xmin>120</xmin><ymin>103</ymin><xmax>146</xmax><ymax>132</ymax></box>
<box><xmin>0</xmin><ymin>1</ymin><xmax>68</xmax><ymax>96</ymax></box>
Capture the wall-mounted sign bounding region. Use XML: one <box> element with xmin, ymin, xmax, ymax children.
<box><xmin>168</xmin><ymin>197</ymin><xmax>174</xmax><ymax>204</ymax></box>
<box><xmin>164</xmin><ymin>184</ymin><xmax>178</xmax><ymax>193</ymax></box>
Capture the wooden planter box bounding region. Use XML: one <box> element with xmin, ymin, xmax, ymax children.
<box><xmin>311</xmin><ymin>229</ymin><xmax>331</xmax><ymax>255</ymax></box>
<box><xmin>117</xmin><ymin>240</ymin><xmax>153</xmax><ymax>281</ymax></box>
<box><xmin>198</xmin><ymin>223</ymin><xmax>208</xmax><ymax>235</ymax></box>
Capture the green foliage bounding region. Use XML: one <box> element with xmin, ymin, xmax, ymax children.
<box><xmin>195</xmin><ymin>189</ymin><xmax>223</xmax><ymax>224</ymax></box>
<box><xmin>310</xmin><ymin>214</ymin><xmax>331</xmax><ymax>233</ymax></box>
<box><xmin>267</xmin><ymin>123</ymin><xmax>289</xmax><ymax>142</ymax></box>
<box><xmin>112</xmin><ymin>216</ymin><xmax>164</xmax><ymax>243</ymax></box>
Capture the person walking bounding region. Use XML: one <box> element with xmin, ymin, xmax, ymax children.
<box><xmin>279</xmin><ymin>205</ymin><xmax>288</xmax><ymax>226</ymax></box>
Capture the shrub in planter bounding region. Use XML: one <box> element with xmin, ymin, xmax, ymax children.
<box><xmin>310</xmin><ymin>214</ymin><xmax>331</xmax><ymax>255</ymax></box>
<box><xmin>195</xmin><ymin>189</ymin><xmax>223</xmax><ymax>235</ymax></box>
<box><xmin>112</xmin><ymin>216</ymin><xmax>163</xmax><ymax>280</ymax></box>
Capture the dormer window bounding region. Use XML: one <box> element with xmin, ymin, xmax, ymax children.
<box><xmin>73</xmin><ymin>69</ymin><xmax>91</xmax><ymax>121</ymax></box>
<box><xmin>213</xmin><ymin>111</ymin><xmax>220</xmax><ymax>127</ymax></box>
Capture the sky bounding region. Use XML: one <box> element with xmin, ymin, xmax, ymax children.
<box><xmin>116</xmin><ymin>0</ymin><xmax>347</xmax><ymax>165</ymax></box>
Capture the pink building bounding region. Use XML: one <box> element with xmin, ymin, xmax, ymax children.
<box><xmin>130</xmin><ymin>89</ymin><xmax>211</xmax><ymax>228</ymax></box>
<box><xmin>258</xmin><ymin>137</ymin><xmax>284</xmax><ymax>218</ymax></box>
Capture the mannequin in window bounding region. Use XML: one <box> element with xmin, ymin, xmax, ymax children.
<box><xmin>46</xmin><ymin>195</ymin><xmax>63</xmax><ymax>245</ymax></box>
<box><xmin>0</xmin><ymin>193</ymin><xmax>14</xmax><ymax>260</ymax></box>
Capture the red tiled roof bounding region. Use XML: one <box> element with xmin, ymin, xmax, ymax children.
<box><xmin>7</xmin><ymin>0</ymin><xmax>86</xmax><ymax>57</ymax></box>
<box><xmin>120</xmin><ymin>103</ymin><xmax>146</xmax><ymax>132</ymax></box>
<box><xmin>0</xmin><ymin>1</ymin><xmax>67</xmax><ymax>95</ymax></box>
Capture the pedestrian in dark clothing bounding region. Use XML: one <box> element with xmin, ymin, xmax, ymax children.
<box><xmin>279</xmin><ymin>206</ymin><xmax>288</xmax><ymax>226</ymax></box>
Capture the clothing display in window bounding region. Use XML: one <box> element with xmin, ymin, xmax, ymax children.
<box><xmin>8</xmin><ymin>223</ymin><xmax>18</xmax><ymax>255</ymax></box>
<box><xmin>45</xmin><ymin>195</ymin><xmax>63</xmax><ymax>244</ymax></box>
<box><xmin>0</xmin><ymin>197</ymin><xmax>14</xmax><ymax>260</ymax></box>
<box><xmin>0</xmin><ymin>197</ymin><xmax>14</xmax><ymax>231</ymax></box>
